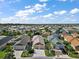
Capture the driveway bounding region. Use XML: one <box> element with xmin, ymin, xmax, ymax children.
<box><xmin>33</xmin><ymin>49</ymin><xmax>45</xmax><ymax>57</ymax></box>
<box><xmin>54</xmin><ymin>55</ymin><xmax>70</xmax><ymax>59</ymax></box>
<box><xmin>14</xmin><ymin>50</ymin><xmax>23</xmax><ymax>59</ymax></box>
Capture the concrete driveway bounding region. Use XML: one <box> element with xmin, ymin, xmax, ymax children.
<box><xmin>14</xmin><ymin>50</ymin><xmax>23</xmax><ymax>59</ymax></box>
<box><xmin>33</xmin><ymin>49</ymin><xmax>45</xmax><ymax>57</ymax></box>
<box><xmin>54</xmin><ymin>55</ymin><xmax>70</xmax><ymax>59</ymax></box>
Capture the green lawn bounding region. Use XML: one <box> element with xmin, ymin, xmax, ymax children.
<box><xmin>0</xmin><ymin>51</ymin><xmax>7</xmax><ymax>59</ymax></box>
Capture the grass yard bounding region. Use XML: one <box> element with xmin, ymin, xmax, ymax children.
<box><xmin>0</xmin><ymin>51</ymin><xmax>7</xmax><ymax>59</ymax></box>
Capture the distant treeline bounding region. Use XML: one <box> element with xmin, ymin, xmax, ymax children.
<box><xmin>0</xmin><ymin>23</ymin><xmax>79</xmax><ymax>25</ymax></box>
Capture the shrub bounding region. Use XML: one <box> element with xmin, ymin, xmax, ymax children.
<box><xmin>21</xmin><ymin>51</ymin><xmax>29</xmax><ymax>57</ymax></box>
<box><xmin>45</xmin><ymin>49</ymin><xmax>55</xmax><ymax>57</ymax></box>
<box><xmin>28</xmin><ymin>49</ymin><xmax>34</xmax><ymax>54</ymax></box>
<box><xmin>21</xmin><ymin>50</ymin><xmax>33</xmax><ymax>57</ymax></box>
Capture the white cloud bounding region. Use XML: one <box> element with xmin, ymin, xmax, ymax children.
<box><xmin>0</xmin><ymin>16</ymin><xmax>30</xmax><ymax>24</ymax></box>
<box><xmin>1</xmin><ymin>2</ymin><xmax>78</xmax><ymax>24</ymax></box>
<box><xmin>54</xmin><ymin>10</ymin><xmax>67</xmax><ymax>15</ymax></box>
<box><xmin>0</xmin><ymin>3</ymin><xmax>47</xmax><ymax>24</ymax></box>
<box><xmin>25</xmin><ymin>5</ymin><xmax>31</xmax><ymax>9</ymax></box>
<box><xmin>39</xmin><ymin>0</ymin><xmax>48</xmax><ymax>2</ymax></box>
<box><xmin>15</xmin><ymin>10</ymin><xmax>33</xmax><ymax>18</ymax></box>
<box><xmin>63</xmin><ymin>18</ymin><xmax>77</xmax><ymax>22</ymax></box>
<box><xmin>0</xmin><ymin>12</ymin><xmax>78</xmax><ymax>24</ymax></box>
<box><xmin>16</xmin><ymin>3</ymin><xmax>46</xmax><ymax>18</ymax></box>
<box><xmin>0</xmin><ymin>17</ymin><xmax>15</xmax><ymax>23</ymax></box>
<box><xmin>34</xmin><ymin>3</ymin><xmax>46</xmax><ymax>12</ymax></box>
<box><xmin>43</xmin><ymin>13</ymin><xmax>53</xmax><ymax>18</ymax></box>
<box><xmin>70</xmin><ymin>8</ymin><xmax>79</xmax><ymax>14</ymax></box>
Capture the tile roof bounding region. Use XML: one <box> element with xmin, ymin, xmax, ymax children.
<box><xmin>64</xmin><ymin>35</ymin><xmax>79</xmax><ymax>49</ymax></box>
<box><xmin>64</xmin><ymin>35</ymin><xmax>73</xmax><ymax>42</ymax></box>
<box><xmin>71</xmin><ymin>38</ymin><xmax>79</xmax><ymax>47</ymax></box>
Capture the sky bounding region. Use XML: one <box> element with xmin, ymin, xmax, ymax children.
<box><xmin>0</xmin><ymin>0</ymin><xmax>79</xmax><ymax>24</ymax></box>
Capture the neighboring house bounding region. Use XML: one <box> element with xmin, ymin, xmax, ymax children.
<box><xmin>48</xmin><ymin>32</ymin><xmax>66</xmax><ymax>53</ymax></box>
<box><xmin>64</xmin><ymin>35</ymin><xmax>73</xmax><ymax>43</ymax></box>
<box><xmin>55</xmin><ymin>43</ymin><xmax>66</xmax><ymax>54</ymax></box>
<box><xmin>71</xmin><ymin>32</ymin><xmax>79</xmax><ymax>38</ymax></box>
<box><xmin>0</xmin><ymin>36</ymin><xmax>13</xmax><ymax>50</ymax></box>
<box><xmin>70</xmin><ymin>38</ymin><xmax>79</xmax><ymax>50</ymax></box>
<box><xmin>13</xmin><ymin>35</ymin><xmax>31</xmax><ymax>50</ymax></box>
<box><xmin>55</xmin><ymin>43</ymin><xmax>64</xmax><ymax>50</ymax></box>
<box><xmin>32</xmin><ymin>35</ymin><xmax>45</xmax><ymax>49</ymax></box>
<box><xmin>48</xmin><ymin>33</ymin><xmax>61</xmax><ymax>44</ymax></box>
<box><xmin>64</xmin><ymin>34</ymin><xmax>79</xmax><ymax>51</ymax></box>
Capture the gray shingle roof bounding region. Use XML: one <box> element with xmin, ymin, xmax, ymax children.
<box><xmin>14</xmin><ymin>35</ymin><xmax>31</xmax><ymax>46</ymax></box>
<box><xmin>0</xmin><ymin>36</ymin><xmax>13</xmax><ymax>46</ymax></box>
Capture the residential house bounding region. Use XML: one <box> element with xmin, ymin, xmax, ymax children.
<box><xmin>48</xmin><ymin>33</ymin><xmax>61</xmax><ymax>44</ymax></box>
<box><xmin>71</xmin><ymin>32</ymin><xmax>79</xmax><ymax>38</ymax></box>
<box><xmin>0</xmin><ymin>36</ymin><xmax>13</xmax><ymax>50</ymax></box>
<box><xmin>32</xmin><ymin>35</ymin><xmax>45</xmax><ymax>49</ymax></box>
<box><xmin>64</xmin><ymin>34</ymin><xmax>79</xmax><ymax>51</ymax></box>
<box><xmin>13</xmin><ymin>35</ymin><xmax>31</xmax><ymax>50</ymax></box>
<box><xmin>55</xmin><ymin>42</ymin><xmax>66</xmax><ymax>54</ymax></box>
<box><xmin>70</xmin><ymin>38</ymin><xmax>79</xmax><ymax>50</ymax></box>
<box><xmin>64</xmin><ymin>35</ymin><xmax>73</xmax><ymax>43</ymax></box>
